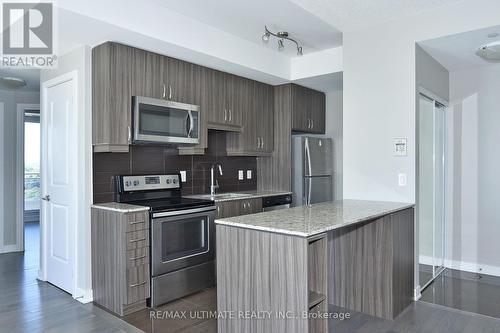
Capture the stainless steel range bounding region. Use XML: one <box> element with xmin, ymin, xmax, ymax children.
<box><xmin>115</xmin><ymin>174</ymin><xmax>216</xmax><ymax>307</ymax></box>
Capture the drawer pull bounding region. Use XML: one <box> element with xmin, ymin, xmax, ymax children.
<box><xmin>129</xmin><ymin>237</ymin><xmax>146</xmax><ymax>243</ymax></box>
<box><xmin>130</xmin><ymin>280</ymin><xmax>148</xmax><ymax>288</ymax></box>
<box><xmin>129</xmin><ymin>221</ymin><xmax>144</xmax><ymax>225</ymax></box>
<box><xmin>129</xmin><ymin>255</ymin><xmax>147</xmax><ymax>261</ymax></box>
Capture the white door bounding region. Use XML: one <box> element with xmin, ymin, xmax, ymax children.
<box><xmin>41</xmin><ymin>74</ymin><xmax>77</xmax><ymax>294</ymax></box>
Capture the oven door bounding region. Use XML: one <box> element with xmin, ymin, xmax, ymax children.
<box><xmin>133</xmin><ymin>96</ymin><xmax>200</xmax><ymax>145</ymax></box>
<box><xmin>151</xmin><ymin>206</ymin><xmax>215</xmax><ymax>277</ymax></box>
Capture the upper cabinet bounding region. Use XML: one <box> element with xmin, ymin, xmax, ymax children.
<box><xmin>226</xmin><ymin>80</ymin><xmax>274</xmax><ymax>156</ymax></box>
<box><xmin>291</xmin><ymin>84</ymin><xmax>326</xmax><ymax>134</ymax></box>
<box><xmin>205</xmin><ymin>70</ymin><xmax>243</xmax><ymax>132</ymax></box>
<box><xmin>93</xmin><ymin>42</ymin><xmax>134</xmax><ymax>153</ymax></box>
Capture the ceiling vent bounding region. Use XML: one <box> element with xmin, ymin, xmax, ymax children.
<box><xmin>476</xmin><ymin>41</ymin><xmax>500</xmax><ymax>62</ymax></box>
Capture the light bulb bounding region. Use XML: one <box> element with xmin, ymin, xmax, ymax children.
<box><xmin>297</xmin><ymin>47</ymin><xmax>303</xmax><ymax>56</ymax></box>
<box><xmin>278</xmin><ymin>39</ymin><xmax>284</xmax><ymax>51</ymax></box>
<box><xmin>262</xmin><ymin>32</ymin><xmax>270</xmax><ymax>43</ymax></box>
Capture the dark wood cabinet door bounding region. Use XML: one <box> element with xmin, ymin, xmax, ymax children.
<box><xmin>310</xmin><ymin>90</ymin><xmax>326</xmax><ymax>134</ymax></box>
<box><xmin>257</xmin><ymin>83</ymin><xmax>274</xmax><ymax>153</ymax></box>
<box><xmin>291</xmin><ymin>84</ymin><xmax>309</xmax><ymax>132</ymax></box>
<box><xmin>131</xmin><ymin>48</ymin><xmax>163</xmax><ymax>99</ymax></box>
<box><xmin>216</xmin><ymin>200</ymin><xmax>242</xmax><ymax>219</ymax></box>
<box><xmin>163</xmin><ymin>57</ymin><xmax>195</xmax><ymax>104</ymax></box>
<box><xmin>205</xmin><ymin>68</ymin><xmax>226</xmax><ymax>126</ymax></box>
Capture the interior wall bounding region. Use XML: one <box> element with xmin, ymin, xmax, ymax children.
<box><xmin>325</xmin><ymin>90</ymin><xmax>343</xmax><ymax>199</ymax></box>
<box><xmin>343</xmin><ymin>0</ymin><xmax>500</xmax><ymax>204</ymax></box>
<box><xmin>447</xmin><ymin>64</ymin><xmax>500</xmax><ymax>276</ymax></box>
<box><xmin>0</xmin><ymin>89</ymin><xmax>40</xmax><ymax>252</ymax></box>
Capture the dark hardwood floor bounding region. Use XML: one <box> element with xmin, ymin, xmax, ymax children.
<box><xmin>421</xmin><ymin>268</ymin><xmax>500</xmax><ymax>320</ymax></box>
<box><xmin>0</xmin><ymin>222</ymin><xmax>141</xmax><ymax>333</ymax></box>
<box><xmin>5</xmin><ymin>224</ymin><xmax>500</xmax><ymax>332</ymax></box>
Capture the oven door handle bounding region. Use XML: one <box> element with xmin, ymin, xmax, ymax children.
<box><xmin>152</xmin><ymin>206</ymin><xmax>216</xmax><ymax>218</ymax></box>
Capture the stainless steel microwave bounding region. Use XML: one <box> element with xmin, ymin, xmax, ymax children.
<box><xmin>132</xmin><ymin>96</ymin><xmax>200</xmax><ymax>145</ymax></box>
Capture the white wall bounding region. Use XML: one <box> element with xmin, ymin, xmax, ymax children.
<box><xmin>446</xmin><ymin>65</ymin><xmax>500</xmax><ymax>276</ymax></box>
<box><xmin>40</xmin><ymin>46</ymin><xmax>93</xmax><ymax>302</ymax></box>
<box><xmin>0</xmin><ymin>90</ymin><xmax>40</xmax><ymax>252</ymax></box>
<box><xmin>325</xmin><ymin>91</ymin><xmax>343</xmax><ymax>200</ymax></box>
<box><xmin>343</xmin><ymin>0</ymin><xmax>500</xmax><ymax>204</ymax></box>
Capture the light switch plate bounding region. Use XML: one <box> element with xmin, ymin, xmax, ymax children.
<box><xmin>180</xmin><ymin>171</ymin><xmax>187</xmax><ymax>183</ymax></box>
<box><xmin>398</xmin><ymin>173</ymin><xmax>407</xmax><ymax>186</ymax></box>
<box><xmin>246</xmin><ymin>170</ymin><xmax>252</xmax><ymax>179</ymax></box>
<box><xmin>394</xmin><ymin>138</ymin><xmax>407</xmax><ymax>156</ymax></box>
<box><xmin>238</xmin><ymin>170</ymin><xmax>244</xmax><ymax>180</ymax></box>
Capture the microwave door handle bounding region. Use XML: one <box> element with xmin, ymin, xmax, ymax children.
<box><xmin>188</xmin><ymin>110</ymin><xmax>194</xmax><ymax>137</ymax></box>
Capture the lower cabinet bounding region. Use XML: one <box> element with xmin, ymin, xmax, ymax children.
<box><xmin>216</xmin><ymin>198</ymin><xmax>263</xmax><ymax>219</ymax></box>
<box><xmin>91</xmin><ymin>207</ymin><xmax>150</xmax><ymax>316</ymax></box>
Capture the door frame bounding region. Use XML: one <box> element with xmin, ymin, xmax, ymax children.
<box><xmin>39</xmin><ymin>71</ymin><xmax>79</xmax><ymax>296</ymax></box>
<box><xmin>415</xmin><ymin>86</ymin><xmax>449</xmax><ymax>296</ymax></box>
<box><xmin>16</xmin><ymin>103</ymin><xmax>41</xmax><ymax>253</ymax></box>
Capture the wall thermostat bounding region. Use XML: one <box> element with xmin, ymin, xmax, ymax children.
<box><xmin>394</xmin><ymin>138</ymin><xmax>407</xmax><ymax>156</ymax></box>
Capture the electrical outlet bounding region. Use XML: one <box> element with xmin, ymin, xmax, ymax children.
<box><xmin>246</xmin><ymin>170</ymin><xmax>252</xmax><ymax>179</ymax></box>
<box><xmin>180</xmin><ymin>171</ymin><xmax>187</xmax><ymax>183</ymax></box>
<box><xmin>398</xmin><ymin>173</ymin><xmax>407</xmax><ymax>186</ymax></box>
<box><xmin>238</xmin><ymin>170</ymin><xmax>244</xmax><ymax>180</ymax></box>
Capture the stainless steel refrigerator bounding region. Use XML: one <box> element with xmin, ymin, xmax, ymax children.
<box><xmin>292</xmin><ymin>136</ymin><xmax>333</xmax><ymax>206</ymax></box>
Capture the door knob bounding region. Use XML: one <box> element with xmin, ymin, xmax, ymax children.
<box><xmin>41</xmin><ymin>195</ymin><xmax>50</xmax><ymax>201</ymax></box>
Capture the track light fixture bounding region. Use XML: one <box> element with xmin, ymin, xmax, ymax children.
<box><xmin>261</xmin><ymin>26</ymin><xmax>303</xmax><ymax>56</ymax></box>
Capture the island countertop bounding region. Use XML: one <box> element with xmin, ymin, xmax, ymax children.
<box><xmin>215</xmin><ymin>199</ymin><xmax>414</xmax><ymax>237</ymax></box>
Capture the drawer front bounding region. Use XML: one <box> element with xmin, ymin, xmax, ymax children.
<box><xmin>125</xmin><ymin>229</ymin><xmax>149</xmax><ymax>250</ymax></box>
<box><xmin>126</xmin><ymin>247</ymin><xmax>149</xmax><ymax>268</ymax></box>
<box><xmin>125</xmin><ymin>211</ymin><xmax>149</xmax><ymax>232</ymax></box>
<box><xmin>126</xmin><ymin>264</ymin><xmax>150</xmax><ymax>305</ymax></box>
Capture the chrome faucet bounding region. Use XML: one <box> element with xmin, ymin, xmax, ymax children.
<box><xmin>210</xmin><ymin>163</ymin><xmax>223</xmax><ymax>196</ymax></box>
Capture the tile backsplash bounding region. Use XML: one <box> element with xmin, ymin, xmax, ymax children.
<box><xmin>93</xmin><ymin>131</ymin><xmax>257</xmax><ymax>203</ymax></box>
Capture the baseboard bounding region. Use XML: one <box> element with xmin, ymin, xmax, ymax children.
<box><xmin>74</xmin><ymin>288</ymin><xmax>93</xmax><ymax>304</ymax></box>
<box><xmin>0</xmin><ymin>244</ymin><xmax>22</xmax><ymax>254</ymax></box>
<box><xmin>419</xmin><ymin>255</ymin><xmax>500</xmax><ymax>277</ymax></box>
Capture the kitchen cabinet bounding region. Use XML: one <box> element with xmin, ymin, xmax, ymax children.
<box><xmin>291</xmin><ymin>84</ymin><xmax>326</xmax><ymax>134</ymax></box>
<box><xmin>91</xmin><ymin>207</ymin><xmax>150</xmax><ymax>316</ymax></box>
<box><xmin>226</xmin><ymin>80</ymin><xmax>274</xmax><ymax>156</ymax></box>
<box><xmin>92</xmin><ymin>42</ymin><xmax>134</xmax><ymax>152</ymax></box>
<box><xmin>205</xmin><ymin>70</ymin><xmax>242</xmax><ymax>132</ymax></box>
<box><xmin>216</xmin><ymin>198</ymin><xmax>263</xmax><ymax>219</ymax></box>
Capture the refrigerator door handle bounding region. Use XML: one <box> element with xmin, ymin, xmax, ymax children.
<box><xmin>304</xmin><ymin>138</ymin><xmax>312</xmax><ymax>177</ymax></box>
<box><xmin>307</xmin><ymin>178</ymin><xmax>312</xmax><ymax>206</ymax></box>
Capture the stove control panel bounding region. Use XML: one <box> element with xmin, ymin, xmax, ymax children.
<box><xmin>121</xmin><ymin>174</ymin><xmax>180</xmax><ymax>192</ymax></box>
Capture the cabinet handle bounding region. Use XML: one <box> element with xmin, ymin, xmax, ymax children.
<box><xmin>224</xmin><ymin>109</ymin><xmax>227</xmax><ymax>122</ymax></box>
<box><xmin>127</xmin><ymin>126</ymin><xmax>131</xmax><ymax>143</ymax></box>
<box><xmin>229</xmin><ymin>109</ymin><xmax>232</xmax><ymax>122</ymax></box>
<box><xmin>307</xmin><ymin>119</ymin><xmax>311</xmax><ymax>129</ymax></box>
<box><xmin>169</xmin><ymin>85</ymin><xmax>173</xmax><ymax>100</ymax></box>
<box><xmin>311</xmin><ymin>119</ymin><xmax>314</xmax><ymax>129</ymax></box>
<box><xmin>129</xmin><ymin>254</ymin><xmax>146</xmax><ymax>261</ymax></box>
<box><xmin>162</xmin><ymin>83</ymin><xmax>166</xmax><ymax>99</ymax></box>
<box><xmin>257</xmin><ymin>137</ymin><xmax>260</xmax><ymax>149</ymax></box>
<box><xmin>130</xmin><ymin>281</ymin><xmax>148</xmax><ymax>288</ymax></box>
<box><xmin>261</xmin><ymin>137</ymin><xmax>264</xmax><ymax>149</ymax></box>
<box><xmin>129</xmin><ymin>237</ymin><xmax>146</xmax><ymax>243</ymax></box>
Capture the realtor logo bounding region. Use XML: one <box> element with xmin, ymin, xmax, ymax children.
<box><xmin>1</xmin><ymin>1</ymin><xmax>56</xmax><ymax>67</ymax></box>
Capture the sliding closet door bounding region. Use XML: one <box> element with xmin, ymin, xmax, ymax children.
<box><xmin>418</xmin><ymin>93</ymin><xmax>446</xmax><ymax>290</ymax></box>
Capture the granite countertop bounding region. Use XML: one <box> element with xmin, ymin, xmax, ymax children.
<box><xmin>215</xmin><ymin>199</ymin><xmax>414</xmax><ymax>237</ymax></box>
<box><xmin>91</xmin><ymin>202</ymin><xmax>150</xmax><ymax>213</ymax></box>
<box><xmin>186</xmin><ymin>190</ymin><xmax>292</xmax><ymax>202</ymax></box>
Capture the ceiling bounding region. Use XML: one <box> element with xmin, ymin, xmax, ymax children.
<box><xmin>152</xmin><ymin>0</ymin><xmax>343</xmax><ymax>56</ymax></box>
<box><xmin>294</xmin><ymin>72</ymin><xmax>343</xmax><ymax>92</ymax></box>
<box><xmin>0</xmin><ymin>68</ymin><xmax>40</xmax><ymax>92</ymax></box>
<box><xmin>419</xmin><ymin>25</ymin><xmax>500</xmax><ymax>71</ymax></box>
<box><xmin>289</xmin><ymin>0</ymin><xmax>463</xmax><ymax>32</ymax></box>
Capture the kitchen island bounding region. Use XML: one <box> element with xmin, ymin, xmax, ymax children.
<box><xmin>215</xmin><ymin>200</ymin><xmax>415</xmax><ymax>333</ymax></box>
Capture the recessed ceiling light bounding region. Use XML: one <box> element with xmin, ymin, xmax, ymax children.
<box><xmin>476</xmin><ymin>41</ymin><xmax>500</xmax><ymax>62</ymax></box>
<box><xmin>0</xmin><ymin>76</ymin><xmax>27</xmax><ymax>89</ymax></box>
<box><xmin>487</xmin><ymin>32</ymin><xmax>499</xmax><ymax>38</ymax></box>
